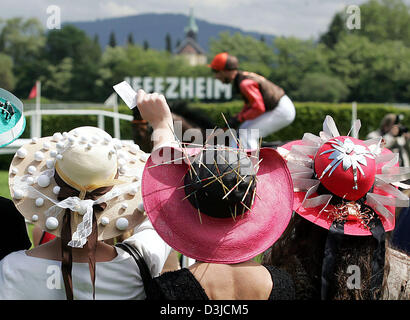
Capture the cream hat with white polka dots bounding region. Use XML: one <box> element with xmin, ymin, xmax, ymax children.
<box><xmin>9</xmin><ymin>126</ymin><xmax>148</xmax><ymax>245</ymax></box>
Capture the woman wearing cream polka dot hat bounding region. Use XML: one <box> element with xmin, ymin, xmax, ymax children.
<box><xmin>0</xmin><ymin>126</ymin><xmax>172</xmax><ymax>300</ymax></box>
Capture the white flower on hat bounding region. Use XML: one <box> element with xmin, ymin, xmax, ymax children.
<box><xmin>319</xmin><ymin>138</ymin><xmax>375</xmax><ymax>189</ymax></box>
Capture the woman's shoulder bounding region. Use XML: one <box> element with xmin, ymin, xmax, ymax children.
<box><xmin>1</xmin><ymin>250</ymin><xmax>29</xmax><ymax>266</ymax></box>
<box><xmin>1</xmin><ymin>250</ymin><xmax>60</xmax><ymax>275</ymax></box>
<box><xmin>0</xmin><ymin>251</ymin><xmax>34</xmax><ymax>299</ymax></box>
<box><xmin>0</xmin><ymin>251</ymin><xmax>46</xmax><ymax>290</ymax></box>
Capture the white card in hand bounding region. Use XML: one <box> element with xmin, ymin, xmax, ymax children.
<box><xmin>113</xmin><ymin>81</ymin><xmax>138</xmax><ymax>109</ymax></box>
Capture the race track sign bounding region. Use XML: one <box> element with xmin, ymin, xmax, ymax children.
<box><xmin>124</xmin><ymin>76</ymin><xmax>232</xmax><ymax>100</ymax></box>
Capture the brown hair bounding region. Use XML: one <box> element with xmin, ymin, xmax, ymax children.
<box><xmin>380</xmin><ymin>113</ymin><xmax>397</xmax><ymax>134</ymax></box>
<box><xmin>264</xmin><ymin>213</ymin><xmax>389</xmax><ymax>300</ymax></box>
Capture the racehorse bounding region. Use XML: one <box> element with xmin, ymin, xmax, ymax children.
<box><xmin>131</xmin><ymin>100</ymin><xmax>216</xmax><ymax>153</ymax></box>
<box><xmin>131</xmin><ymin>100</ymin><xmax>283</xmax><ymax>153</ymax></box>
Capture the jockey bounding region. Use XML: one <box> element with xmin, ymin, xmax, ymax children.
<box><xmin>209</xmin><ymin>52</ymin><xmax>296</xmax><ymax>149</ymax></box>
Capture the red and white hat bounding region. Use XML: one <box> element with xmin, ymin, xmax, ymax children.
<box><xmin>278</xmin><ymin>116</ymin><xmax>410</xmax><ymax>236</ymax></box>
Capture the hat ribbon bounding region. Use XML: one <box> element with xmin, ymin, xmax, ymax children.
<box><xmin>53</xmin><ymin>171</ymin><xmax>116</xmax><ymax>301</ymax></box>
<box><xmin>12</xmin><ymin>170</ymin><xmax>141</xmax><ymax>248</ymax></box>
<box><xmin>48</xmin><ymin>180</ymin><xmax>141</xmax><ymax>248</ymax></box>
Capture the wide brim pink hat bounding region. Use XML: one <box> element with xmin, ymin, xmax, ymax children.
<box><xmin>277</xmin><ymin>116</ymin><xmax>410</xmax><ymax>236</ymax></box>
<box><xmin>142</xmin><ymin>145</ymin><xmax>294</xmax><ymax>263</ymax></box>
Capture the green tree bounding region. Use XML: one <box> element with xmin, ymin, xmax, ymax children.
<box><xmin>127</xmin><ymin>33</ymin><xmax>134</xmax><ymax>45</ymax></box>
<box><xmin>0</xmin><ymin>17</ymin><xmax>45</xmax><ymax>66</ymax></box>
<box><xmin>45</xmin><ymin>25</ymin><xmax>102</xmax><ymax>100</ymax></box>
<box><xmin>93</xmin><ymin>34</ymin><xmax>100</xmax><ymax>47</ymax></box>
<box><xmin>321</xmin><ymin>0</ymin><xmax>410</xmax><ymax>47</ymax></box>
<box><xmin>358</xmin><ymin>0</ymin><xmax>410</xmax><ymax>46</ymax></box>
<box><xmin>40</xmin><ymin>57</ymin><xmax>73</xmax><ymax>99</ymax></box>
<box><xmin>95</xmin><ymin>46</ymin><xmax>129</xmax><ymax>95</ymax></box>
<box><xmin>328</xmin><ymin>34</ymin><xmax>410</xmax><ymax>102</ymax></box>
<box><xmin>109</xmin><ymin>31</ymin><xmax>117</xmax><ymax>47</ymax></box>
<box><xmin>320</xmin><ymin>13</ymin><xmax>345</xmax><ymax>48</ymax></box>
<box><xmin>0</xmin><ymin>17</ymin><xmax>46</xmax><ymax>97</ymax></box>
<box><xmin>294</xmin><ymin>73</ymin><xmax>350</xmax><ymax>102</ymax></box>
<box><xmin>209</xmin><ymin>32</ymin><xmax>277</xmax><ymax>78</ymax></box>
<box><xmin>165</xmin><ymin>33</ymin><xmax>172</xmax><ymax>53</ymax></box>
<box><xmin>0</xmin><ymin>53</ymin><xmax>15</xmax><ymax>91</ymax></box>
<box><xmin>143</xmin><ymin>40</ymin><xmax>149</xmax><ymax>50</ymax></box>
<box><xmin>328</xmin><ymin>35</ymin><xmax>375</xmax><ymax>100</ymax></box>
<box><xmin>271</xmin><ymin>37</ymin><xmax>330</xmax><ymax>96</ymax></box>
<box><xmin>209</xmin><ymin>32</ymin><xmax>275</xmax><ymax>66</ymax></box>
<box><xmin>318</xmin><ymin>0</ymin><xmax>410</xmax><ymax>102</ymax></box>
<box><xmin>46</xmin><ymin>25</ymin><xmax>100</xmax><ymax>64</ymax></box>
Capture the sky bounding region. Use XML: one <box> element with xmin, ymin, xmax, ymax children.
<box><xmin>1</xmin><ymin>0</ymin><xmax>409</xmax><ymax>39</ymax></box>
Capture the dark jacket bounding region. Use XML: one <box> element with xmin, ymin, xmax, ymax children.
<box><xmin>0</xmin><ymin>197</ymin><xmax>31</xmax><ymax>260</ymax></box>
<box><xmin>233</xmin><ymin>71</ymin><xmax>285</xmax><ymax>122</ymax></box>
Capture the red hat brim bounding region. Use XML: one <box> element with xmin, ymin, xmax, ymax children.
<box><xmin>281</xmin><ymin>141</ymin><xmax>397</xmax><ymax>236</ymax></box>
<box><xmin>142</xmin><ymin>146</ymin><xmax>294</xmax><ymax>263</ymax></box>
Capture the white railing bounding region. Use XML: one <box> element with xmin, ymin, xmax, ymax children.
<box><xmin>0</xmin><ymin>108</ymin><xmax>134</xmax><ymax>155</ymax></box>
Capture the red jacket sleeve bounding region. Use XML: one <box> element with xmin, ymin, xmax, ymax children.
<box><xmin>237</xmin><ymin>79</ymin><xmax>265</xmax><ymax>122</ymax></box>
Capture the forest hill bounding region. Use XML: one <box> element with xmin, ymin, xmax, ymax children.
<box><xmin>124</xmin><ymin>76</ymin><xmax>232</xmax><ymax>100</ymax></box>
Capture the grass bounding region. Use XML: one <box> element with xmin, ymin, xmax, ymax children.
<box><xmin>0</xmin><ymin>170</ymin><xmax>10</xmax><ymax>199</ymax></box>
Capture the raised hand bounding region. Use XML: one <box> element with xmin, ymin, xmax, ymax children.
<box><xmin>135</xmin><ymin>89</ymin><xmax>176</xmax><ymax>150</ymax></box>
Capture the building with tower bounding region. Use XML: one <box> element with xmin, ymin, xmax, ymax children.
<box><xmin>175</xmin><ymin>8</ymin><xmax>207</xmax><ymax>66</ymax></box>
